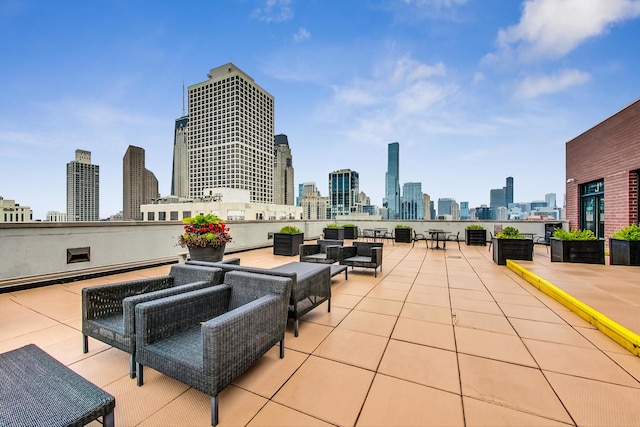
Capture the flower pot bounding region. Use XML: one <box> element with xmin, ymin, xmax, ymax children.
<box><xmin>343</xmin><ymin>226</ymin><xmax>358</xmax><ymax>240</ymax></box>
<box><xmin>394</xmin><ymin>228</ymin><xmax>412</xmax><ymax>243</ymax></box>
<box><xmin>465</xmin><ymin>229</ymin><xmax>487</xmax><ymax>246</ymax></box>
<box><xmin>609</xmin><ymin>238</ymin><xmax>640</xmax><ymax>266</ymax></box>
<box><xmin>188</xmin><ymin>245</ymin><xmax>225</xmax><ymax>263</ymax></box>
<box><xmin>550</xmin><ymin>238</ymin><xmax>604</xmax><ymax>264</ymax></box>
<box><xmin>492</xmin><ymin>238</ymin><xmax>533</xmax><ymax>265</ymax></box>
<box><xmin>273</xmin><ymin>232</ymin><xmax>304</xmax><ymax>256</ymax></box>
<box><xmin>323</xmin><ymin>228</ymin><xmax>344</xmax><ymax>240</ymax></box>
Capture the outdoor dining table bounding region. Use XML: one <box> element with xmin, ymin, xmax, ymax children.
<box><xmin>427</xmin><ymin>229</ymin><xmax>449</xmax><ymax>250</ymax></box>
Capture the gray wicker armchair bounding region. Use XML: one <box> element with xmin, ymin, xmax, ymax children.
<box><xmin>339</xmin><ymin>242</ymin><xmax>384</xmax><ymax>277</ymax></box>
<box><xmin>299</xmin><ymin>239</ymin><xmax>344</xmax><ymax>264</ymax></box>
<box><xmin>82</xmin><ymin>264</ymin><xmax>223</xmax><ymax>378</ymax></box>
<box><xmin>135</xmin><ymin>271</ymin><xmax>293</xmax><ymax>427</ymax></box>
<box><xmin>186</xmin><ymin>260</ymin><xmax>331</xmax><ymax>337</ymax></box>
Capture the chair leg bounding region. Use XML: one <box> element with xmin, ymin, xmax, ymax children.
<box><xmin>136</xmin><ymin>364</ymin><xmax>144</xmax><ymax>386</ymax></box>
<box><xmin>129</xmin><ymin>354</ymin><xmax>136</xmax><ymax>379</ymax></box>
<box><xmin>82</xmin><ymin>335</ymin><xmax>88</xmax><ymax>354</ymax></box>
<box><xmin>211</xmin><ymin>395</ymin><xmax>219</xmax><ymax>426</ymax></box>
<box><xmin>280</xmin><ymin>339</ymin><xmax>285</xmax><ymax>358</ymax></box>
<box><xmin>104</xmin><ymin>410</ymin><xmax>115</xmax><ymax>427</ymax></box>
<box><xmin>294</xmin><ymin>319</ymin><xmax>299</xmax><ymax>337</ymax></box>
<box><xmin>328</xmin><ymin>297</ymin><xmax>331</xmax><ymax>313</ymax></box>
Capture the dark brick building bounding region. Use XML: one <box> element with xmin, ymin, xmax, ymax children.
<box><xmin>566</xmin><ymin>98</ymin><xmax>640</xmax><ymax>242</ymax></box>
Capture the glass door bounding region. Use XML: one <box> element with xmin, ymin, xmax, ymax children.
<box><xmin>580</xmin><ymin>180</ymin><xmax>604</xmax><ymax>239</ymax></box>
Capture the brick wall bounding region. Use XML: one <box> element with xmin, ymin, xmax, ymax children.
<box><xmin>566</xmin><ymin>98</ymin><xmax>640</xmax><ymax>240</ymax></box>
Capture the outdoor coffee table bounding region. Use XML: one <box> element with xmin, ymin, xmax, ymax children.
<box><xmin>0</xmin><ymin>344</ymin><xmax>115</xmax><ymax>427</ymax></box>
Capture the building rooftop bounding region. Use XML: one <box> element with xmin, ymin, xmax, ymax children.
<box><xmin>2</xmin><ymin>241</ymin><xmax>640</xmax><ymax>426</ymax></box>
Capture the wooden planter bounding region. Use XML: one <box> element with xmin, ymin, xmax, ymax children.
<box><xmin>323</xmin><ymin>228</ymin><xmax>344</xmax><ymax>240</ymax></box>
<box><xmin>343</xmin><ymin>226</ymin><xmax>358</xmax><ymax>240</ymax></box>
<box><xmin>188</xmin><ymin>245</ymin><xmax>225</xmax><ymax>262</ymax></box>
<box><xmin>609</xmin><ymin>238</ymin><xmax>640</xmax><ymax>266</ymax></box>
<box><xmin>465</xmin><ymin>229</ymin><xmax>487</xmax><ymax>246</ymax></box>
<box><xmin>550</xmin><ymin>238</ymin><xmax>604</xmax><ymax>264</ymax></box>
<box><xmin>492</xmin><ymin>238</ymin><xmax>533</xmax><ymax>265</ymax></box>
<box><xmin>273</xmin><ymin>232</ymin><xmax>304</xmax><ymax>256</ymax></box>
<box><xmin>394</xmin><ymin>228</ymin><xmax>412</xmax><ymax>243</ymax></box>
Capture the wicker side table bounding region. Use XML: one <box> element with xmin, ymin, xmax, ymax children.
<box><xmin>0</xmin><ymin>344</ymin><xmax>115</xmax><ymax>427</ymax></box>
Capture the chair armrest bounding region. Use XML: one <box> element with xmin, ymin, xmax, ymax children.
<box><xmin>169</xmin><ymin>265</ymin><xmax>223</xmax><ymax>286</ymax></box>
<box><xmin>325</xmin><ymin>245</ymin><xmax>341</xmax><ymax>260</ymax></box>
<box><xmin>340</xmin><ymin>246</ymin><xmax>357</xmax><ymax>258</ymax></box>
<box><xmin>371</xmin><ymin>247</ymin><xmax>383</xmax><ymax>264</ymax></box>
<box><xmin>202</xmin><ymin>294</ymin><xmax>285</xmax><ymax>390</ymax></box>
<box><xmin>135</xmin><ymin>286</ymin><xmax>231</xmax><ymax>347</ymax></box>
<box><xmin>300</xmin><ymin>244</ymin><xmax>321</xmax><ymax>257</ymax></box>
<box><xmin>122</xmin><ymin>280</ymin><xmax>221</xmax><ymax>336</ymax></box>
<box><xmin>225</xmin><ymin>271</ymin><xmax>293</xmax><ymax>309</ymax></box>
<box><xmin>82</xmin><ymin>276</ymin><xmax>173</xmax><ymax>320</ymax></box>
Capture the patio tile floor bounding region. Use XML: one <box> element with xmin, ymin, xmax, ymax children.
<box><xmin>2</xmin><ymin>242</ymin><xmax>640</xmax><ymax>426</ymax></box>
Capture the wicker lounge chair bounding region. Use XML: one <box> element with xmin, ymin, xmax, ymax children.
<box><xmin>82</xmin><ymin>264</ymin><xmax>223</xmax><ymax>378</ymax></box>
<box><xmin>339</xmin><ymin>241</ymin><xmax>383</xmax><ymax>277</ymax></box>
<box><xmin>186</xmin><ymin>260</ymin><xmax>331</xmax><ymax>337</ymax></box>
<box><xmin>299</xmin><ymin>239</ymin><xmax>344</xmax><ymax>264</ymax></box>
<box><xmin>135</xmin><ymin>271</ymin><xmax>293</xmax><ymax>427</ymax></box>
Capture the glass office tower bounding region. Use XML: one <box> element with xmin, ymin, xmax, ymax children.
<box><xmin>329</xmin><ymin>169</ymin><xmax>359</xmax><ymax>218</ymax></box>
<box><xmin>385</xmin><ymin>142</ymin><xmax>400</xmax><ymax>219</ymax></box>
<box><xmin>401</xmin><ymin>182</ymin><xmax>424</xmax><ymax>220</ymax></box>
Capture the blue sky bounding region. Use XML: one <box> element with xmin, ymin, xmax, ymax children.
<box><xmin>2</xmin><ymin>0</ymin><xmax>640</xmax><ymax>220</ymax></box>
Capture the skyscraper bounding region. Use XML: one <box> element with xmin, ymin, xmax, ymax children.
<box><xmin>66</xmin><ymin>149</ymin><xmax>99</xmax><ymax>221</ymax></box>
<box><xmin>506</xmin><ymin>176</ymin><xmax>514</xmax><ymax>206</ymax></box>
<box><xmin>385</xmin><ymin>142</ymin><xmax>400</xmax><ymax>219</ymax></box>
<box><xmin>187</xmin><ymin>63</ymin><xmax>274</xmax><ymax>203</ymax></box>
<box><xmin>273</xmin><ymin>134</ymin><xmax>294</xmax><ymax>205</ymax></box>
<box><xmin>171</xmin><ymin>115</ymin><xmax>189</xmax><ymax>197</ymax></box>
<box><xmin>123</xmin><ymin>146</ymin><xmax>158</xmax><ymax>221</ymax></box>
<box><xmin>401</xmin><ymin>182</ymin><xmax>424</xmax><ymax>220</ymax></box>
<box><xmin>437</xmin><ymin>198</ymin><xmax>456</xmax><ymax>218</ymax></box>
<box><xmin>329</xmin><ymin>169</ymin><xmax>359</xmax><ymax>218</ymax></box>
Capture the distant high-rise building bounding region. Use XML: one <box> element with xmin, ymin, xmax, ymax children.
<box><xmin>0</xmin><ymin>197</ymin><xmax>33</xmax><ymax>222</ymax></box>
<box><xmin>188</xmin><ymin>63</ymin><xmax>274</xmax><ymax>202</ymax></box>
<box><xmin>450</xmin><ymin>201</ymin><xmax>460</xmax><ymax>220</ymax></box>
<box><xmin>273</xmin><ymin>134</ymin><xmax>294</xmax><ymax>205</ymax></box>
<box><xmin>123</xmin><ymin>146</ymin><xmax>158</xmax><ymax>221</ymax></box>
<box><xmin>171</xmin><ymin>116</ymin><xmax>189</xmax><ymax>198</ymax></box>
<box><xmin>506</xmin><ymin>176</ymin><xmax>514</xmax><ymax>205</ymax></box>
<box><xmin>545</xmin><ymin>193</ymin><xmax>557</xmax><ymax>208</ymax></box>
<box><xmin>46</xmin><ymin>211</ymin><xmax>66</xmax><ymax>222</ymax></box>
<box><xmin>299</xmin><ymin>184</ymin><xmax>328</xmax><ymax>220</ymax></box>
<box><xmin>460</xmin><ymin>201</ymin><xmax>470</xmax><ymax>220</ymax></box>
<box><xmin>423</xmin><ymin>193</ymin><xmax>431</xmax><ymax>220</ymax></box>
<box><xmin>67</xmin><ymin>149</ymin><xmax>99</xmax><ymax>221</ymax></box>
<box><xmin>329</xmin><ymin>169</ymin><xmax>359</xmax><ymax>218</ymax></box>
<box><xmin>437</xmin><ymin>198</ymin><xmax>456</xmax><ymax>218</ymax></box>
<box><xmin>476</xmin><ymin>205</ymin><xmax>492</xmax><ymax>220</ymax></box>
<box><xmin>384</xmin><ymin>142</ymin><xmax>400</xmax><ymax>219</ymax></box>
<box><xmin>401</xmin><ymin>182</ymin><xmax>424</xmax><ymax>220</ymax></box>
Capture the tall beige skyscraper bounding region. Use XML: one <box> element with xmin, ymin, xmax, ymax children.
<box><xmin>187</xmin><ymin>63</ymin><xmax>274</xmax><ymax>203</ymax></box>
<box><xmin>171</xmin><ymin>116</ymin><xmax>189</xmax><ymax>197</ymax></box>
<box><xmin>273</xmin><ymin>134</ymin><xmax>294</xmax><ymax>205</ymax></box>
<box><xmin>123</xmin><ymin>145</ymin><xmax>158</xmax><ymax>221</ymax></box>
<box><xmin>66</xmin><ymin>149</ymin><xmax>99</xmax><ymax>221</ymax></box>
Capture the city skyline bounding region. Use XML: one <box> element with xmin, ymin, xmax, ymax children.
<box><xmin>2</xmin><ymin>1</ymin><xmax>640</xmax><ymax>219</ymax></box>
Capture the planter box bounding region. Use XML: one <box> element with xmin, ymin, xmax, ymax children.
<box><xmin>343</xmin><ymin>226</ymin><xmax>358</xmax><ymax>240</ymax></box>
<box><xmin>323</xmin><ymin>228</ymin><xmax>345</xmax><ymax>240</ymax></box>
<box><xmin>273</xmin><ymin>232</ymin><xmax>304</xmax><ymax>256</ymax></box>
<box><xmin>465</xmin><ymin>229</ymin><xmax>487</xmax><ymax>246</ymax></box>
<box><xmin>550</xmin><ymin>238</ymin><xmax>605</xmax><ymax>264</ymax></box>
<box><xmin>609</xmin><ymin>238</ymin><xmax>640</xmax><ymax>266</ymax></box>
<box><xmin>492</xmin><ymin>238</ymin><xmax>533</xmax><ymax>265</ymax></box>
<box><xmin>394</xmin><ymin>228</ymin><xmax>412</xmax><ymax>243</ymax></box>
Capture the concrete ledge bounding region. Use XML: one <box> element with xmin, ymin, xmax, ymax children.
<box><xmin>507</xmin><ymin>259</ymin><xmax>640</xmax><ymax>357</ymax></box>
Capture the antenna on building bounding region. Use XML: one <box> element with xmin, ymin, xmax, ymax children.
<box><xmin>182</xmin><ymin>80</ymin><xmax>185</xmax><ymax>116</ymax></box>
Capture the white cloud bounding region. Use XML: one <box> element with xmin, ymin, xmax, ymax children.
<box><xmin>493</xmin><ymin>0</ymin><xmax>640</xmax><ymax>61</ymax></box>
<box><xmin>390</xmin><ymin>57</ymin><xmax>446</xmax><ymax>84</ymax></box>
<box><xmin>514</xmin><ymin>69</ymin><xmax>591</xmax><ymax>99</ymax></box>
<box><xmin>251</xmin><ymin>0</ymin><xmax>293</xmax><ymax>23</ymax></box>
<box><xmin>293</xmin><ymin>27</ymin><xmax>310</xmax><ymax>43</ymax></box>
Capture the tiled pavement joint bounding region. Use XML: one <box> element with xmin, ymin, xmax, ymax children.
<box><xmin>507</xmin><ymin>260</ymin><xmax>640</xmax><ymax>357</ymax></box>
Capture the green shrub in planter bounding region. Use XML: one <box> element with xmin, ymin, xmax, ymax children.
<box><xmin>552</xmin><ymin>228</ymin><xmax>596</xmax><ymax>241</ymax></box>
<box><xmin>465</xmin><ymin>225</ymin><xmax>485</xmax><ymax>230</ymax></box>
<box><xmin>550</xmin><ymin>228</ymin><xmax>603</xmax><ymax>264</ymax></box>
<box><xmin>394</xmin><ymin>225</ymin><xmax>412</xmax><ymax>243</ymax></box>
<box><xmin>465</xmin><ymin>225</ymin><xmax>487</xmax><ymax>246</ymax></box>
<box><xmin>274</xmin><ymin>225</ymin><xmax>303</xmax><ymax>256</ymax></box>
<box><xmin>279</xmin><ymin>225</ymin><xmax>301</xmax><ymax>234</ymax></box>
<box><xmin>496</xmin><ymin>226</ymin><xmax>524</xmax><ymax>239</ymax></box>
<box><xmin>610</xmin><ymin>224</ymin><xmax>640</xmax><ymax>265</ymax></box>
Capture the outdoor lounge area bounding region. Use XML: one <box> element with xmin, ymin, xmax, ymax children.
<box><xmin>2</xmin><ymin>240</ymin><xmax>640</xmax><ymax>426</ymax></box>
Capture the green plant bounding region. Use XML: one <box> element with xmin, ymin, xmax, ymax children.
<box><xmin>395</xmin><ymin>224</ymin><xmax>411</xmax><ymax>229</ymax></box>
<box><xmin>496</xmin><ymin>226</ymin><xmax>524</xmax><ymax>239</ymax></box>
<box><xmin>325</xmin><ymin>224</ymin><xmax>342</xmax><ymax>229</ymax></box>
<box><xmin>552</xmin><ymin>228</ymin><xmax>596</xmax><ymax>241</ymax></box>
<box><xmin>611</xmin><ymin>224</ymin><xmax>640</xmax><ymax>241</ymax></box>
<box><xmin>343</xmin><ymin>223</ymin><xmax>356</xmax><ymax>227</ymax></box>
<box><xmin>178</xmin><ymin>213</ymin><xmax>232</xmax><ymax>249</ymax></box>
<box><xmin>278</xmin><ymin>225</ymin><xmax>301</xmax><ymax>234</ymax></box>
<box><xmin>466</xmin><ymin>224</ymin><xmax>485</xmax><ymax>230</ymax></box>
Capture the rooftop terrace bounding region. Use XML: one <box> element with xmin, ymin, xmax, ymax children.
<box><xmin>2</xmin><ymin>241</ymin><xmax>640</xmax><ymax>426</ymax></box>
